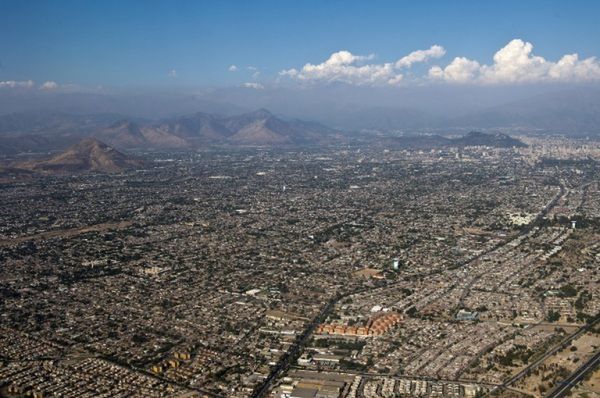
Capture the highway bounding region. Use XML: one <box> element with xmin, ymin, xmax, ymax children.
<box><xmin>544</xmin><ymin>351</ymin><xmax>600</xmax><ymax>398</ymax></box>
<box><xmin>484</xmin><ymin>315</ymin><xmax>599</xmax><ymax>398</ymax></box>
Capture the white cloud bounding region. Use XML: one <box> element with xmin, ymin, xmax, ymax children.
<box><xmin>228</xmin><ymin>65</ymin><xmax>238</xmax><ymax>72</ymax></box>
<box><xmin>480</xmin><ymin>39</ymin><xmax>547</xmax><ymax>83</ymax></box>
<box><xmin>429</xmin><ymin>57</ymin><xmax>481</xmax><ymax>83</ymax></box>
<box><xmin>168</xmin><ymin>69</ymin><xmax>178</xmax><ymax>78</ymax></box>
<box><xmin>429</xmin><ymin>39</ymin><xmax>600</xmax><ymax>84</ymax></box>
<box><xmin>282</xmin><ymin>40</ymin><xmax>600</xmax><ymax>86</ymax></box>
<box><xmin>241</xmin><ymin>82</ymin><xmax>264</xmax><ymax>89</ymax></box>
<box><xmin>40</xmin><ymin>81</ymin><xmax>59</xmax><ymax>90</ymax></box>
<box><xmin>0</xmin><ymin>80</ymin><xmax>34</xmax><ymax>89</ymax></box>
<box><xmin>280</xmin><ymin>50</ymin><xmax>401</xmax><ymax>86</ymax></box>
<box><xmin>280</xmin><ymin>46</ymin><xmax>444</xmax><ymax>86</ymax></box>
<box><xmin>548</xmin><ymin>53</ymin><xmax>600</xmax><ymax>81</ymax></box>
<box><xmin>395</xmin><ymin>45</ymin><xmax>446</xmax><ymax>68</ymax></box>
<box><xmin>387</xmin><ymin>74</ymin><xmax>404</xmax><ymax>85</ymax></box>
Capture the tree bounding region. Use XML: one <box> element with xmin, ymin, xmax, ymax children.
<box><xmin>546</xmin><ymin>311</ymin><xmax>560</xmax><ymax>322</ymax></box>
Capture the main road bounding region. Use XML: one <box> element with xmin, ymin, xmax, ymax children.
<box><xmin>249</xmin><ymin>298</ymin><xmax>337</xmax><ymax>398</ymax></box>
<box><xmin>544</xmin><ymin>350</ymin><xmax>600</xmax><ymax>398</ymax></box>
<box><xmin>484</xmin><ymin>315</ymin><xmax>599</xmax><ymax>397</ymax></box>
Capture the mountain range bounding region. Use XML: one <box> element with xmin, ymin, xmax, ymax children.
<box><xmin>128</xmin><ymin>108</ymin><xmax>343</xmax><ymax>147</ymax></box>
<box><xmin>447</xmin><ymin>89</ymin><xmax>600</xmax><ymax>133</ymax></box>
<box><xmin>0</xmin><ymin>87</ymin><xmax>598</xmax><ymax>155</ymax></box>
<box><xmin>302</xmin><ymin>88</ymin><xmax>600</xmax><ymax>134</ymax></box>
<box><xmin>1</xmin><ymin>87</ymin><xmax>599</xmax><ymax>138</ymax></box>
<box><xmin>0</xmin><ymin>109</ymin><xmax>342</xmax><ymax>153</ymax></box>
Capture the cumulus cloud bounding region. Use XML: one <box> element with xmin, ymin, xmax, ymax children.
<box><xmin>241</xmin><ymin>82</ymin><xmax>264</xmax><ymax>89</ymax></box>
<box><xmin>168</xmin><ymin>69</ymin><xmax>178</xmax><ymax>78</ymax></box>
<box><xmin>396</xmin><ymin>45</ymin><xmax>446</xmax><ymax>68</ymax></box>
<box><xmin>282</xmin><ymin>40</ymin><xmax>600</xmax><ymax>86</ymax></box>
<box><xmin>228</xmin><ymin>65</ymin><xmax>238</xmax><ymax>72</ymax></box>
<box><xmin>40</xmin><ymin>81</ymin><xmax>59</xmax><ymax>90</ymax></box>
<box><xmin>548</xmin><ymin>53</ymin><xmax>600</xmax><ymax>81</ymax></box>
<box><xmin>280</xmin><ymin>50</ymin><xmax>398</xmax><ymax>86</ymax></box>
<box><xmin>280</xmin><ymin>46</ymin><xmax>443</xmax><ymax>86</ymax></box>
<box><xmin>0</xmin><ymin>80</ymin><xmax>34</xmax><ymax>89</ymax></box>
<box><xmin>429</xmin><ymin>39</ymin><xmax>600</xmax><ymax>84</ymax></box>
<box><xmin>429</xmin><ymin>57</ymin><xmax>481</xmax><ymax>83</ymax></box>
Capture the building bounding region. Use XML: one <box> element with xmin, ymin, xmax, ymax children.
<box><xmin>456</xmin><ymin>309</ymin><xmax>479</xmax><ymax>321</ymax></box>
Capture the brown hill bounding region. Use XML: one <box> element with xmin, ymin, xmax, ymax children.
<box><xmin>96</xmin><ymin>120</ymin><xmax>148</xmax><ymax>148</ymax></box>
<box><xmin>19</xmin><ymin>138</ymin><xmax>146</xmax><ymax>174</ymax></box>
<box><xmin>97</xmin><ymin>120</ymin><xmax>189</xmax><ymax>149</ymax></box>
<box><xmin>148</xmin><ymin>109</ymin><xmax>342</xmax><ymax>146</ymax></box>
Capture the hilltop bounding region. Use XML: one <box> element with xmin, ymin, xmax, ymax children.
<box><xmin>18</xmin><ymin>138</ymin><xmax>146</xmax><ymax>174</ymax></box>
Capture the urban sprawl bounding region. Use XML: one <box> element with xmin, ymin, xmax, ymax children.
<box><xmin>1</xmin><ymin>136</ymin><xmax>599</xmax><ymax>398</ymax></box>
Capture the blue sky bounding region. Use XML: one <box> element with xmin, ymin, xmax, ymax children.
<box><xmin>1</xmin><ymin>0</ymin><xmax>600</xmax><ymax>89</ymax></box>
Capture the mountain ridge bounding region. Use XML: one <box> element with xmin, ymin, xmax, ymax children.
<box><xmin>95</xmin><ymin>109</ymin><xmax>342</xmax><ymax>149</ymax></box>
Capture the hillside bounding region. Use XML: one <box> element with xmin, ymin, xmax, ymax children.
<box><xmin>383</xmin><ymin>131</ymin><xmax>525</xmax><ymax>149</ymax></box>
<box><xmin>453</xmin><ymin>131</ymin><xmax>526</xmax><ymax>147</ymax></box>
<box><xmin>144</xmin><ymin>109</ymin><xmax>341</xmax><ymax>147</ymax></box>
<box><xmin>18</xmin><ymin>138</ymin><xmax>146</xmax><ymax>174</ymax></box>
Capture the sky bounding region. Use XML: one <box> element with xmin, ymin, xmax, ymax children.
<box><xmin>1</xmin><ymin>0</ymin><xmax>600</xmax><ymax>92</ymax></box>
